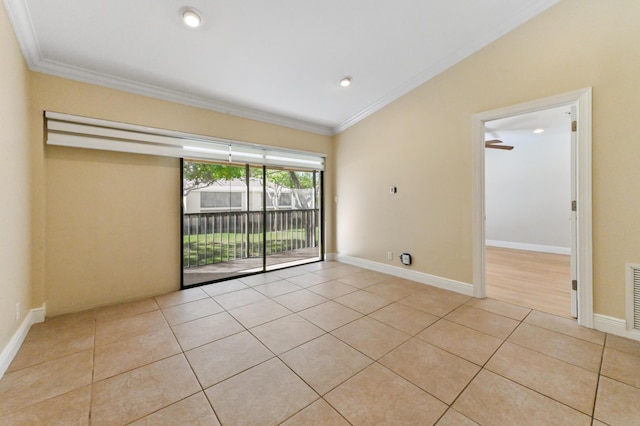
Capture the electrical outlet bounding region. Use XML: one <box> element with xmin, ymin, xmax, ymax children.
<box><xmin>387</xmin><ymin>251</ymin><xmax>393</xmax><ymax>261</ymax></box>
<box><xmin>400</xmin><ymin>253</ymin><xmax>412</xmax><ymax>265</ymax></box>
<box><xmin>15</xmin><ymin>302</ymin><xmax>20</xmax><ymax>322</ymax></box>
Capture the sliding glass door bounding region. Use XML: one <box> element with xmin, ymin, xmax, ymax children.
<box><xmin>264</xmin><ymin>168</ymin><xmax>321</xmax><ymax>270</ymax></box>
<box><xmin>182</xmin><ymin>160</ymin><xmax>322</xmax><ymax>287</ymax></box>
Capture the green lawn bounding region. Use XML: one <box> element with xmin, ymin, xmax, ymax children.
<box><xmin>183</xmin><ymin>229</ymin><xmax>316</xmax><ymax>267</ymax></box>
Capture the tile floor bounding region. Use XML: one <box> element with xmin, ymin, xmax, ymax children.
<box><xmin>1</xmin><ymin>261</ymin><xmax>639</xmax><ymax>425</ymax></box>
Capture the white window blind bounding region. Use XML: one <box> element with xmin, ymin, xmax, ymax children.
<box><xmin>45</xmin><ymin>111</ymin><xmax>325</xmax><ymax>171</ymax></box>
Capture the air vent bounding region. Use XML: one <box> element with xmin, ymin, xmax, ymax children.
<box><xmin>626</xmin><ymin>264</ymin><xmax>640</xmax><ymax>330</ymax></box>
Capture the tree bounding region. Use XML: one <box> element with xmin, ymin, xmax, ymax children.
<box><xmin>183</xmin><ymin>162</ymin><xmax>318</xmax><ymax>246</ymax></box>
<box><xmin>261</xmin><ymin>170</ymin><xmax>314</xmax><ymax>209</ymax></box>
<box><xmin>287</xmin><ymin>171</ymin><xmax>314</xmax><ymax>209</ymax></box>
<box><xmin>182</xmin><ymin>162</ymin><xmax>245</xmax><ymax>196</ymax></box>
<box><xmin>183</xmin><ymin>161</ymin><xmax>316</xmax><ymax>210</ymax></box>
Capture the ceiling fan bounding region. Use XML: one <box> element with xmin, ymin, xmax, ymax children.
<box><xmin>485</xmin><ymin>139</ymin><xmax>514</xmax><ymax>150</ymax></box>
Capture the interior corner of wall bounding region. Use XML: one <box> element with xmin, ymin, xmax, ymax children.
<box><xmin>0</xmin><ymin>302</ymin><xmax>47</xmax><ymax>379</ymax></box>
<box><xmin>32</xmin><ymin>302</ymin><xmax>46</xmax><ymax>323</ymax></box>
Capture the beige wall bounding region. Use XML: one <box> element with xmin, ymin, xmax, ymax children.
<box><xmin>335</xmin><ymin>0</ymin><xmax>640</xmax><ymax>319</ymax></box>
<box><xmin>30</xmin><ymin>74</ymin><xmax>333</xmax><ymax>316</ymax></box>
<box><xmin>6</xmin><ymin>0</ymin><xmax>639</xmax><ymax>325</ymax></box>
<box><xmin>0</xmin><ymin>4</ymin><xmax>32</xmax><ymax>350</ymax></box>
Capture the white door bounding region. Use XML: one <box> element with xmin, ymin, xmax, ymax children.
<box><xmin>570</xmin><ymin>106</ymin><xmax>578</xmax><ymax>318</ymax></box>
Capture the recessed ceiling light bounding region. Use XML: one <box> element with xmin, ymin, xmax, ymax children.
<box><xmin>339</xmin><ymin>76</ymin><xmax>352</xmax><ymax>87</ymax></box>
<box><xmin>181</xmin><ymin>7</ymin><xmax>202</xmax><ymax>28</ymax></box>
<box><xmin>533</xmin><ymin>128</ymin><xmax>545</xmax><ymax>134</ymax></box>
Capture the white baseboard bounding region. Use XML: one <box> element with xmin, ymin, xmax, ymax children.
<box><xmin>486</xmin><ymin>240</ymin><xmax>570</xmax><ymax>255</ymax></box>
<box><xmin>593</xmin><ymin>313</ymin><xmax>640</xmax><ymax>341</ymax></box>
<box><xmin>331</xmin><ymin>253</ymin><xmax>473</xmax><ymax>296</ymax></box>
<box><xmin>328</xmin><ymin>255</ymin><xmax>640</xmax><ymax>340</ymax></box>
<box><xmin>0</xmin><ymin>304</ymin><xmax>46</xmax><ymax>379</ymax></box>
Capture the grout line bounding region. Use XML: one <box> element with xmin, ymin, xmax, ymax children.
<box><xmin>591</xmin><ymin>333</ymin><xmax>608</xmax><ymax>421</ymax></box>
<box><xmin>207</xmin><ymin>395</ymin><xmax>224</xmax><ymax>426</ymax></box>
<box><xmin>165</xmin><ymin>315</ymin><xmax>204</xmax><ymax>394</ymax></box>
<box><xmin>463</xmin><ymin>296</ymin><xmax>533</xmax><ymax>320</ymax></box>
<box><xmin>521</xmin><ymin>311</ymin><xmax>605</xmax><ymax>345</ymax></box>
<box><xmin>470</xmin><ymin>315</ymin><xmax>600</xmax><ymax>419</ymax></box>
<box><xmin>131</xmin><ymin>269</ymin><xmax>472</xmax><ymax>420</ymax></box>
<box><xmin>4</xmin><ymin>262</ymin><xmax>627</xmax><ymax>424</ymax></box>
<box><xmin>443</xmin><ymin>308</ymin><xmax>526</xmax><ymax>417</ymax></box>
<box><xmin>483</xmin><ymin>367</ymin><xmax>596</xmax><ymax>418</ymax></box>
<box><xmin>124</xmin><ymin>391</ymin><xmax>204</xmax><ymax>424</ymax></box>
<box><xmin>316</xmin><ymin>397</ymin><xmax>355</xmax><ymax>425</ymax></box>
<box><xmin>89</xmin><ymin>313</ymin><xmax>97</xmax><ymax>423</ymax></box>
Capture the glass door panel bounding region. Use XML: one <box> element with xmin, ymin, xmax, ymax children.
<box><xmin>264</xmin><ymin>168</ymin><xmax>322</xmax><ymax>270</ymax></box>
<box><xmin>182</xmin><ymin>161</ymin><xmax>256</xmax><ymax>285</ymax></box>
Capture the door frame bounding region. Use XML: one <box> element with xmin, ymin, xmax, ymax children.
<box><xmin>471</xmin><ymin>88</ymin><xmax>593</xmax><ymax>327</ymax></box>
<box><xmin>180</xmin><ymin>160</ymin><xmax>324</xmax><ymax>288</ymax></box>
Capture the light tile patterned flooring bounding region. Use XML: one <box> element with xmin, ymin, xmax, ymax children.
<box><xmin>1</xmin><ymin>261</ymin><xmax>639</xmax><ymax>424</ymax></box>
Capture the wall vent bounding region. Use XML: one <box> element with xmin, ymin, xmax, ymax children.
<box><xmin>626</xmin><ymin>263</ymin><xmax>640</xmax><ymax>330</ymax></box>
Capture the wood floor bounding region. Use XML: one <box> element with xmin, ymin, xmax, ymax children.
<box><xmin>485</xmin><ymin>246</ymin><xmax>572</xmax><ymax>318</ymax></box>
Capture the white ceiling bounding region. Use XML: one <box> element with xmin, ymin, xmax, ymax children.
<box><xmin>486</xmin><ymin>105</ymin><xmax>572</xmax><ymax>138</ymax></box>
<box><xmin>5</xmin><ymin>0</ymin><xmax>560</xmax><ymax>135</ymax></box>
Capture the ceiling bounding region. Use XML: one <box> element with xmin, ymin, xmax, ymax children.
<box><xmin>486</xmin><ymin>105</ymin><xmax>572</xmax><ymax>138</ymax></box>
<box><xmin>5</xmin><ymin>0</ymin><xmax>560</xmax><ymax>135</ymax></box>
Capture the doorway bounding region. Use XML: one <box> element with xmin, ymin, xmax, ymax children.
<box><xmin>181</xmin><ymin>160</ymin><xmax>323</xmax><ymax>287</ymax></box>
<box><xmin>472</xmin><ymin>88</ymin><xmax>593</xmax><ymax>327</ymax></box>
<box><xmin>484</xmin><ymin>106</ymin><xmax>572</xmax><ymax>317</ymax></box>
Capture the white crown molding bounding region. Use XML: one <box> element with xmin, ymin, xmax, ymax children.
<box><xmin>4</xmin><ymin>1</ymin><xmax>333</xmax><ymax>136</ymax></box>
<box><xmin>333</xmin><ymin>44</ymin><xmax>473</xmax><ymax>134</ymax></box>
<box><xmin>31</xmin><ymin>58</ymin><xmax>335</xmax><ymax>136</ymax></box>
<box><xmin>3</xmin><ymin>0</ymin><xmax>42</xmax><ymax>66</ymax></box>
<box><xmin>6</xmin><ymin>0</ymin><xmax>559</xmax><ymax>137</ymax></box>
<box><xmin>333</xmin><ymin>0</ymin><xmax>561</xmax><ymax>134</ymax></box>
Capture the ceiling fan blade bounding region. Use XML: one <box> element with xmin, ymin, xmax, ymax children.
<box><xmin>485</xmin><ymin>144</ymin><xmax>514</xmax><ymax>150</ymax></box>
<box><xmin>485</xmin><ymin>139</ymin><xmax>513</xmax><ymax>150</ymax></box>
